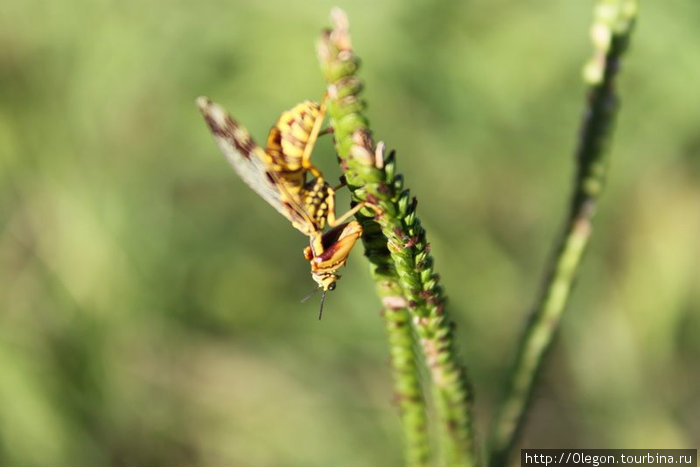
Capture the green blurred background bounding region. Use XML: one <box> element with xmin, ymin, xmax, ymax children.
<box><xmin>1</xmin><ymin>1</ymin><xmax>699</xmax><ymax>465</ymax></box>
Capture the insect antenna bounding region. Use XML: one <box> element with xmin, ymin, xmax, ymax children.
<box><xmin>301</xmin><ymin>287</ymin><xmax>319</xmax><ymax>303</ymax></box>
<box><xmin>318</xmin><ymin>290</ymin><xmax>327</xmax><ymax>320</ymax></box>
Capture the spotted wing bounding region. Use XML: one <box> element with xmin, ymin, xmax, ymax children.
<box><xmin>197</xmin><ymin>97</ymin><xmax>311</xmax><ymax>229</ymax></box>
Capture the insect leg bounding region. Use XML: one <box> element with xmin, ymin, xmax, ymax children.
<box><xmin>299</xmin><ymin>93</ymin><xmax>329</xmax><ymax>179</ymax></box>
<box><xmin>326</xmin><ymin>200</ymin><xmax>383</xmax><ymax>228</ymax></box>
<box><xmin>332</xmin><ymin>175</ymin><xmax>347</xmax><ymax>191</ymax></box>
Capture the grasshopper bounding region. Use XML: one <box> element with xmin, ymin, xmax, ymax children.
<box><xmin>196</xmin><ymin>96</ymin><xmax>377</xmax><ymax>317</ymax></box>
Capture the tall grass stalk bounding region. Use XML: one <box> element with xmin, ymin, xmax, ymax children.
<box><xmin>487</xmin><ymin>2</ymin><xmax>638</xmax><ymax>465</ymax></box>
<box><xmin>318</xmin><ymin>9</ymin><xmax>476</xmax><ymax>467</ymax></box>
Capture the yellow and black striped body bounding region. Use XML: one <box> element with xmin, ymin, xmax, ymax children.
<box><xmin>300</xmin><ymin>177</ymin><xmax>333</xmax><ymax>231</ymax></box>
<box><xmin>264</xmin><ymin>100</ymin><xmax>335</xmax><ymax>239</ymax></box>
<box><xmin>265</xmin><ymin>101</ymin><xmax>324</xmax><ymax>193</ymax></box>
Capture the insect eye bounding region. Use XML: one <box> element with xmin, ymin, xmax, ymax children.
<box><xmin>328</xmin><ymin>282</ymin><xmax>336</xmax><ymax>291</ymax></box>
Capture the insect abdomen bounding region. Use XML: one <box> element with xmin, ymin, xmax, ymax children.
<box><xmin>266</xmin><ymin>101</ymin><xmax>321</xmax><ymax>173</ymax></box>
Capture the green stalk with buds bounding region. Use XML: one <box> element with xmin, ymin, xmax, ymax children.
<box><xmin>318</xmin><ymin>9</ymin><xmax>476</xmax><ymax>467</ymax></box>
<box><xmin>488</xmin><ymin>2</ymin><xmax>638</xmax><ymax>465</ymax></box>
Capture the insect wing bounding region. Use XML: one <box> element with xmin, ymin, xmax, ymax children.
<box><xmin>197</xmin><ymin>97</ymin><xmax>300</xmax><ymax>223</ymax></box>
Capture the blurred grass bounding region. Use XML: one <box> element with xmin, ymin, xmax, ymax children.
<box><xmin>0</xmin><ymin>0</ymin><xmax>699</xmax><ymax>466</ymax></box>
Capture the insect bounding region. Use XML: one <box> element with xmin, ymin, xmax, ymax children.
<box><xmin>196</xmin><ymin>96</ymin><xmax>378</xmax><ymax>318</ymax></box>
<box><xmin>265</xmin><ymin>99</ymin><xmax>326</xmax><ymax>187</ymax></box>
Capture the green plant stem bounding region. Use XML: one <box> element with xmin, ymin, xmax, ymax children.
<box><xmin>488</xmin><ymin>2</ymin><xmax>638</xmax><ymax>465</ymax></box>
<box><xmin>318</xmin><ymin>9</ymin><xmax>476</xmax><ymax>467</ymax></box>
<box><xmin>364</xmin><ymin>213</ymin><xmax>432</xmax><ymax>467</ymax></box>
<box><xmin>382</xmin><ymin>289</ymin><xmax>432</xmax><ymax>467</ymax></box>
